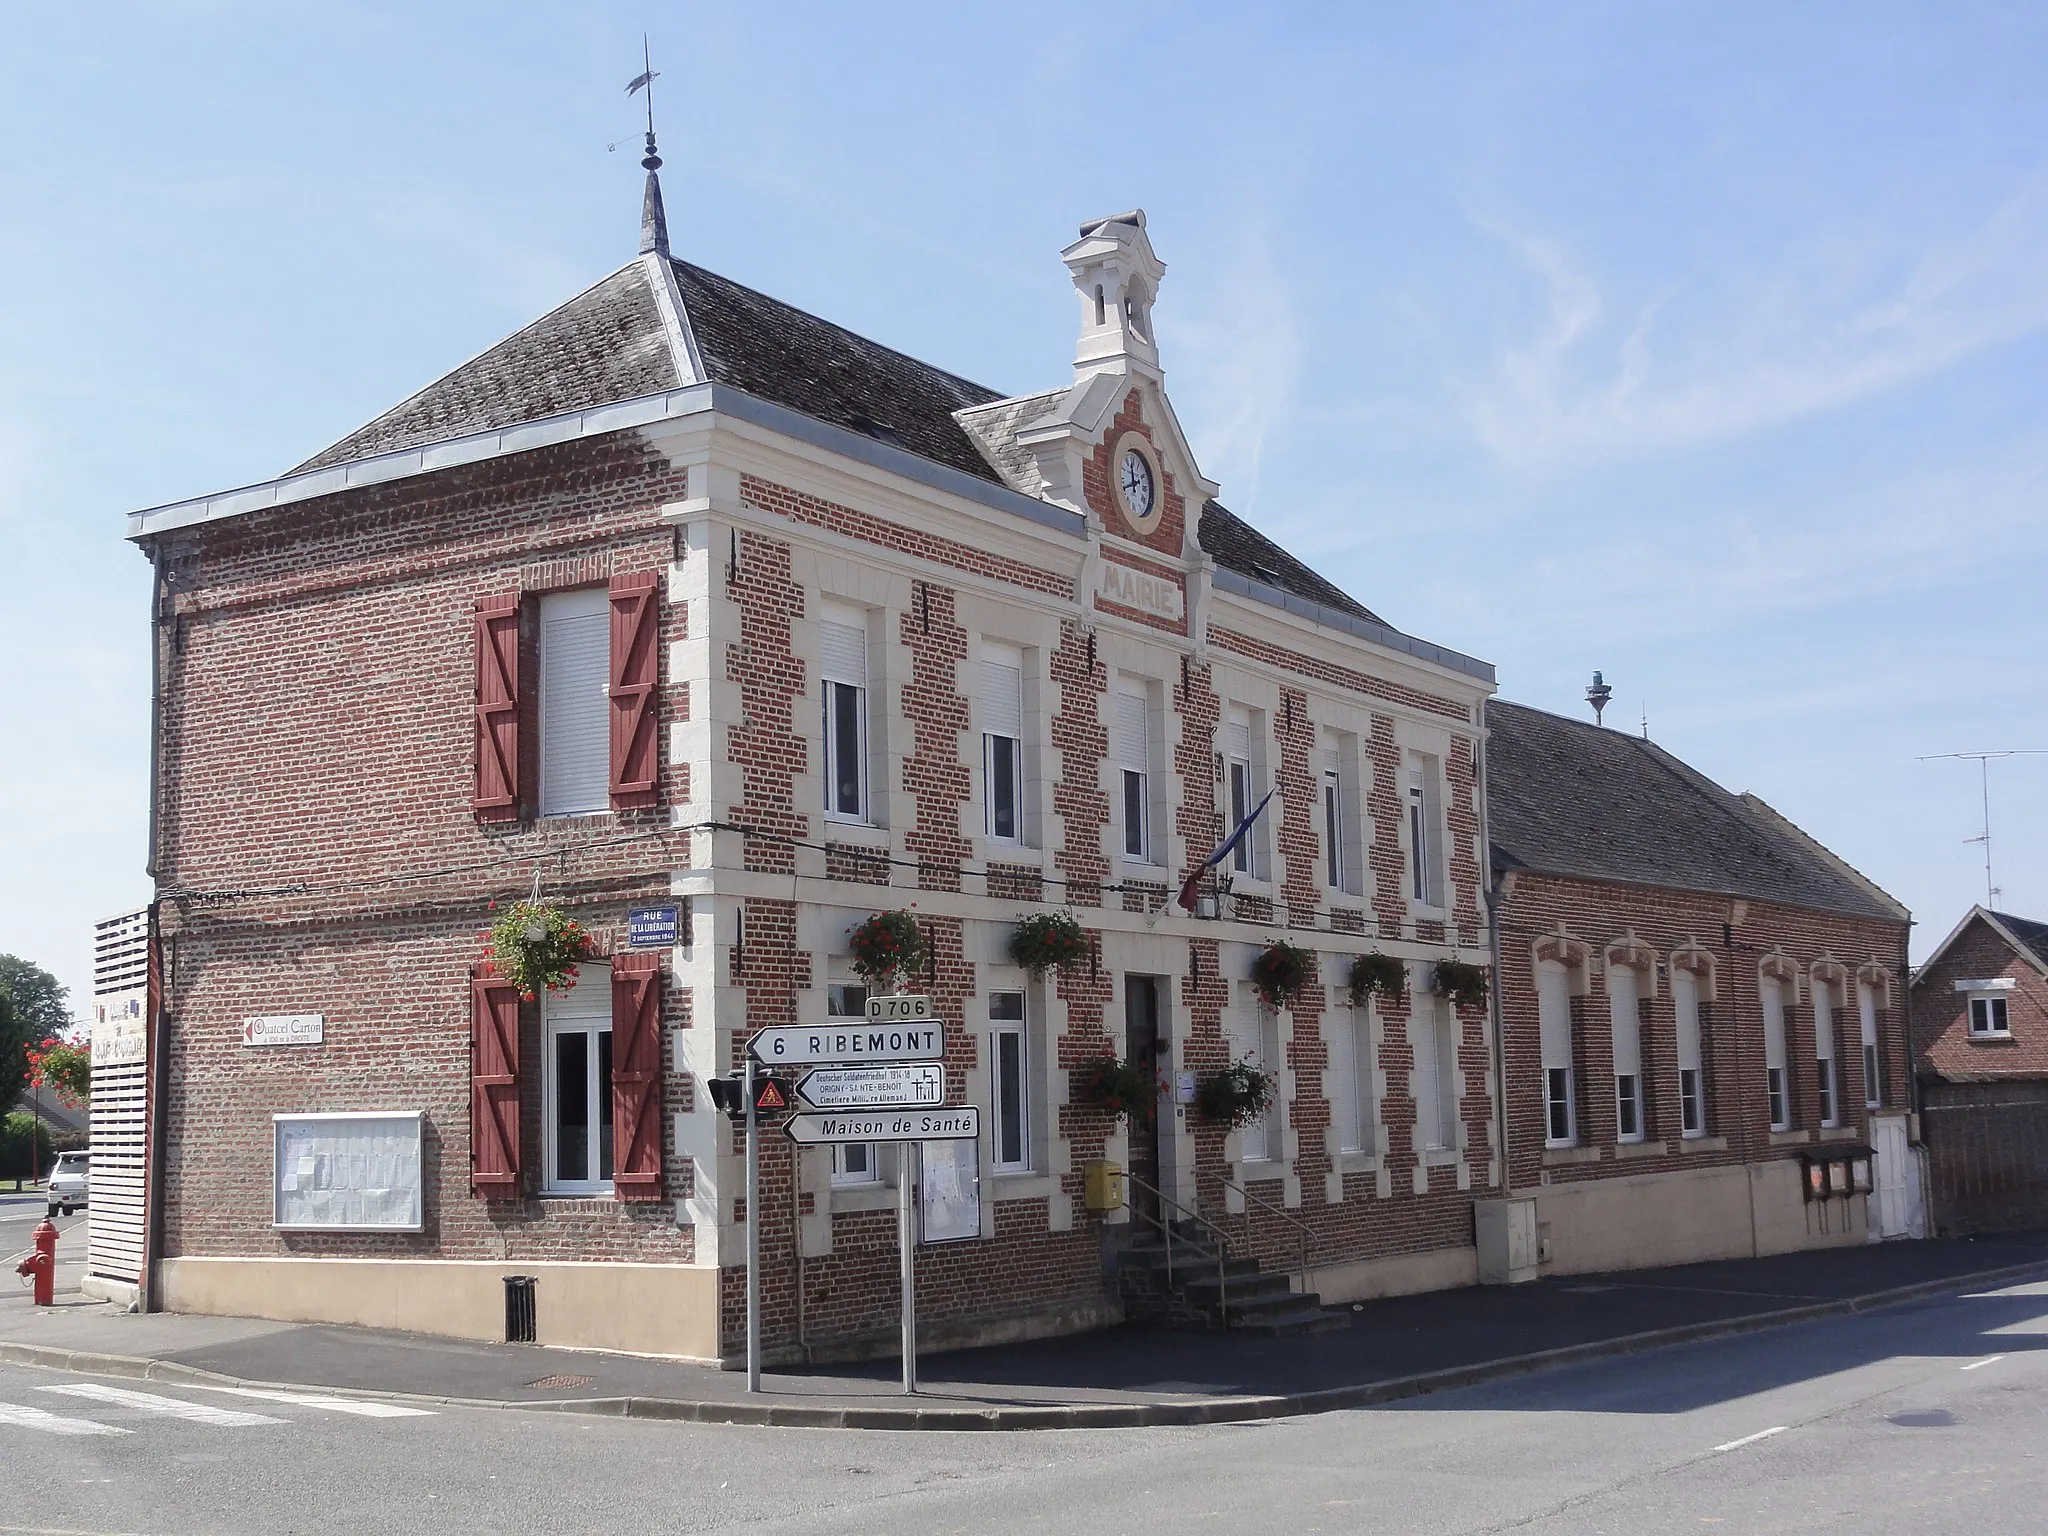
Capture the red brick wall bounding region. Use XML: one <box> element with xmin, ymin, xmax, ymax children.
<box><xmin>1910</xmin><ymin>916</ymin><xmax>2048</xmax><ymax>1080</ymax></box>
<box><xmin>1081</xmin><ymin>390</ymin><xmax>1187</xmax><ymax>557</ymax></box>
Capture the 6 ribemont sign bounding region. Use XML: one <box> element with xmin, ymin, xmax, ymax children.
<box><xmin>783</xmin><ymin>1106</ymin><xmax>979</xmax><ymax>1145</ymax></box>
<box><xmin>747</xmin><ymin>1022</ymin><xmax>943</xmax><ymax>1065</ymax></box>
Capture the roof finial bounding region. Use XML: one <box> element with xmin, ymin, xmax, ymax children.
<box><xmin>1585</xmin><ymin>670</ymin><xmax>1612</xmax><ymax>727</ymax></box>
<box><xmin>627</xmin><ymin>35</ymin><xmax>669</xmax><ymax>257</ymax></box>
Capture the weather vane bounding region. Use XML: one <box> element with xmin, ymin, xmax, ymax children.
<box><xmin>627</xmin><ymin>34</ymin><xmax>661</xmax><ymax>170</ymax></box>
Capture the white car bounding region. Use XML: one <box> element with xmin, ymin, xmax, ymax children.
<box><xmin>46</xmin><ymin>1151</ymin><xmax>88</xmax><ymax>1217</ymax></box>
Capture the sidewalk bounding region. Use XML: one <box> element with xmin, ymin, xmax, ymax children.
<box><xmin>3</xmin><ymin>1228</ymin><xmax>2045</xmax><ymax>1429</ymax></box>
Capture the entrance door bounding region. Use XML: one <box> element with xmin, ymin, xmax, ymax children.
<box><xmin>1871</xmin><ymin>1115</ymin><xmax>1917</xmax><ymax>1239</ymax></box>
<box><xmin>1124</xmin><ymin>977</ymin><xmax>1164</xmax><ymax>1225</ymax></box>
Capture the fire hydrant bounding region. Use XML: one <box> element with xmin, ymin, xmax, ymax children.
<box><xmin>16</xmin><ymin>1218</ymin><xmax>56</xmax><ymax>1307</ymax></box>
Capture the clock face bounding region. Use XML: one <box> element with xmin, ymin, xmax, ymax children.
<box><xmin>1119</xmin><ymin>449</ymin><xmax>1156</xmax><ymax>522</ymax></box>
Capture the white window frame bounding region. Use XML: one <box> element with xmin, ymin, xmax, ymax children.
<box><xmin>1609</xmin><ymin>964</ymin><xmax>1644</xmax><ymax>1144</ymax></box>
<box><xmin>1537</xmin><ymin>960</ymin><xmax>1576</xmax><ymax>1148</ymax></box>
<box><xmin>1236</xmin><ymin>997</ymin><xmax>1281</xmax><ymax>1164</ymax></box>
<box><xmin>1323</xmin><ymin>765</ymin><xmax>1344</xmax><ymax>892</ymax></box>
<box><xmin>1763</xmin><ymin>977</ymin><xmax>1791</xmax><ymax>1131</ymax></box>
<box><xmin>1674</xmin><ymin>967</ymin><xmax>1707</xmax><ymax>1139</ymax></box>
<box><xmin>819</xmin><ymin>607</ymin><xmax>871</xmax><ymax>826</ymax></box>
<box><xmin>1414</xmin><ymin>990</ymin><xmax>1456</xmax><ymax>1153</ymax></box>
<box><xmin>542</xmin><ymin>965</ymin><xmax>613</xmax><ymax>1195</ymax></box>
<box><xmin>826</xmin><ymin>983</ymin><xmax>878</xmax><ymax>1185</ymax></box>
<box><xmin>1330</xmin><ymin>1003</ymin><xmax>1376</xmax><ymax>1156</ymax></box>
<box><xmin>1115</xmin><ymin>681</ymin><xmax>1158</xmax><ymax>865</ymax></box>
<box><xmin>1858</xmin><ymin>983</ymin><xmax>1882</xmax><ymax>1107</ymax></box>
<box><xmin>1406</xmin><ymin>754</ymin><xmax>1445</xmax><ymax>909</ymax></box>
<box><xmin>989</xmin><ymin>991</ymin><xmax>1031</xmax><ymax>1174</ymax></box>
<box><xmin>1969</xmin><ymin>993</ymin><xmax>2011</xmax><ymax>1037</ymax></box>
<box><xmin>538</xmin><ymin>587</ymin><xmax>611</xmax><ymax>818</ymax></box>
<box><xmin>981</xmin><ymin>642</ymin><xmax>1025</xmax><ymax>845</ymax></box>
<box><xmin>1224</xmin><ymin>706</ymin><xmax>1267</xmax><ymax>881</ymax></box>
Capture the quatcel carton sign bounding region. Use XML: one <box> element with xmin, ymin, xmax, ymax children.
<box><xmin>243</xmin><ymin>1014</ymin><xmax>325</xmax><ymax>1048</ymax></box>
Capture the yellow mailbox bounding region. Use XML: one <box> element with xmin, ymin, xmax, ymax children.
<box><xmin>1083</xmin><ymin>1159</ymin><xmax>1126</xmax><ymax>1213</ymax></box>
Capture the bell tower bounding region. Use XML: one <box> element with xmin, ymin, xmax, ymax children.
<box><xmin>1062</xmin><ymin>210</ymin><xmax>1166</xmax><ymax>383</ymax></box>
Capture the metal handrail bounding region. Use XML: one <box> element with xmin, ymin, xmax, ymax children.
<box><xmin>1216</xmin><ymin>1174</ymin><xmax>1318</xmax><ymax>1292</ymax></box>
<box><xmin>1121</xmin><ymin>1171</ymin><xmax>1234</xmax><ymax>1322</ymax></box>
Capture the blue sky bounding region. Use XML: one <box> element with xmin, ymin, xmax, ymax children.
<box><xmin>3</xmin><ymin>3</ymin><xmax>2044</xmax><ymax>1008</ymax></box>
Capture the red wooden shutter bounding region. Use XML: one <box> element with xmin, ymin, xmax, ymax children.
<box><xmin>611</xmin><ymin>951</ymin><xmax>664</xmax><ymax>1201</ymax></box>
<box><xmin>609</xmin><ymin>571</ymin><xmax>661</xmax><ymax>809</ymax></box>
<box><xmin>474</xmin><ymin>594</ymin><xmax>522</xmax><ymax>822</ymax></box>
<box><xmin>469</xmin><ymin>966</ymin><xmax>521</xmax><ymax>1197</ymax></box>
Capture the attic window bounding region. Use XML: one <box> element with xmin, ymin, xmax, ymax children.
<box><xmin>850</xmin><ymin>415</ymin><xmax>905</xmax><ymax>449</ymax></box>
<box><xmin>1250</xmin><ymin>562</ymin><xmax>1283</xmax><ymax>585</ymax></box>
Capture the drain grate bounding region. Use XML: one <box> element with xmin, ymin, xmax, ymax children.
<box><xmin>526</xmin><ymin>1375</ymin><xmax>595</xmax><ymax>1390</ymax></box>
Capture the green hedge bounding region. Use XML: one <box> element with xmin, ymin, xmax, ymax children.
<box><xmin>0</xmin><ymin>1112</ymin><xmax>55</xmax><ymax>1183</ymax></box>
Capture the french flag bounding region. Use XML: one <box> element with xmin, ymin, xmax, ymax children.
<box><xmin>1176</xmin><ymin>789</ymin><xmax>1275</xmax><ymax>911</ymax></box>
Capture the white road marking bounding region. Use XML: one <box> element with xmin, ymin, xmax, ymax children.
<box><xmin>0</xmin><ymin>1401</ymin><xmax>131</xmax><ymax>1437</ymax></box>
<box><xmin>41</xmin><ymin>1383</ymin><xmax>285</xmax><ymax>1426</ymax></box>
<box><xmin>1710</xmin><ymin>1425</ymin><xmax>1787</xmax><ymax>1453</ymax></box>
<box><xmin>1961</xmin><ymin>1354</ymin><xmax>2005</xmax><ymax>1371</ymax></box>
<box><xmin>190</xmin><ymin>1385</ymin><xmax>435</xmax><ymax>1418</ymax></box>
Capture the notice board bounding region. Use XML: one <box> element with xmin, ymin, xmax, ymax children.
<box><xmin>273</xmin><ymin>1112</ymin><xmax>424</xmax><ymax>1232</ymax></box>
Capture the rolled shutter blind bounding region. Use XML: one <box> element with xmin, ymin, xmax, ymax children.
<box><xmin>539</xmin><ymin>589</ymin><xmax>610</xmax><ymax>816</ymax></box>
<box><xmin>1813</xmin><ymin>994</ymin><xmax>1836</xmax><ymax>1059</ymax></box>
<box><xmin>469</xmin><ymin>967</ymin><xmax>521</xmax><ymax>1196</ymax></box>
<box><xmin>1674</xmin><ymin>969</ymin><xmax>1703</xmax><ymax>1073</ymax></box>
<box><xmin>1115</xmin><ymin>689</ymin><xmax>1147</xmax><ymax>771</ymax></box>
<box><xmin>1762</xmin><ymin>982</ymin><xmax>1787</xmax><ymax>1068</ymax></box>
<box><xmin>1608</xmin><ymin>967</ymin><xmax>1642</xmax><ymax>1077</ymax></box>
<box><xmin>1226</xmin><ymin>716</ymin><xmax>1251</xmax><ymax>762</ymax></box>
<box><xmin>610</xmin><ymin>952</ymin><xmax>664</xmax><ymax>1201</ymax></box>
<box><xmin>819</xmin><ymin>618</ymin><xmax>867</xmax><ymax>686</ymax></box>
<box><xmin>1537</xmin><ymin>963</ymin><xmax>1573</xmax><ymax>1070</ymax></box>
<box><xmin>981</xmin><ymin>658</ymin><xmax>1023</xmax><ymax>737</ymax></box>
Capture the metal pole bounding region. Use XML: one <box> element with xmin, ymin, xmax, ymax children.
<box><xmin>745</xmin><ymin>1054</ymin><xmax>761</xmax><ymax>1393</ymax></box>
<box><xmin>899</xmin><ymin>1146</ymin><xmax>917</xmax><ymax>1395</ymax></box>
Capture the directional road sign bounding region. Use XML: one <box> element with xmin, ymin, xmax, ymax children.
<box><xmin>746</xmin><ymin>1021</ymin><xmax>944</xmax><ymax>1067</ymax></box>
<box><xmin>782</xmin><ymin>1106</ymin><xmax>980</xmax><ymax>1146</ymax></box>
<box><xmin>797</xmin><ymin>1063</ymin><xmax>944</xmax><ymax>1111</ymax></box>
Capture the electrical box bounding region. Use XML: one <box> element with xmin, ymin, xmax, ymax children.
<box><xmin>1083</xmin><ymin>1159</ymin><xmax>1126</xmax><ymax>1213</ymax></box>
<box><xmin>1474</xmin><ymin>1196</ymin><xmax>1540</xmax><ymax>1284</ymax></box>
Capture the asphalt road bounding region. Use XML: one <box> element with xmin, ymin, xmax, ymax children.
<box><xmin>0</xmin><ymin>1274</ymin><xmax>2039</xmax><ymax>1535</ymax></box>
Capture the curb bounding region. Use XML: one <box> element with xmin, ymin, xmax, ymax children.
<box><xmin>1</xmin><ymin>1256</ymin><xmax>2043</xmax><ymax>1431</ymax></box>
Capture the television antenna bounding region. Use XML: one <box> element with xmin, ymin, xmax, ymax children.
<box><xmin>1917</xmin><ymin>750</ymin><xmax>2048</xmax><ymax>907</ymax></box>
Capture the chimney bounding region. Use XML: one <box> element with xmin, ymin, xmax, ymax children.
<box><xmin>1585</xmin><ymin>671</ymin><xmax>1612</xmax><ymax>726</ymax></box>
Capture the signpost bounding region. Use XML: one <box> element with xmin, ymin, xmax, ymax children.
<box><xmin>739</xmin><ymin>997</ymin><xmax>963</xmax><ymax>1398</ymax></box>
<box><xmin>796</xmin><ymin>1063</ymin><xmax>944</xmax><ymax>1111</ymax></box>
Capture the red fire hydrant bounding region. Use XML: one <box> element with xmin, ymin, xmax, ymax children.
<box><xmin>16</xmin><ymin>1218</ymin><xmax>56</xmax><ymax>1306</ymax></box>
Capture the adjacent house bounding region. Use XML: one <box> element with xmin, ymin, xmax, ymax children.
<box><xmin>1480</xmin><ymin>700</ymin><xmax>1922</xmax><ymax>1280</ymax></box>
<box><xmin>127</xmin><ymin>169</ymin><xmax>1505</xmax><ymax>1360</ymax></box>
<box><xmin>1909</xmin><ymin>908</ymin><xmax>2048</xmax><ymax>1235</ymax></box>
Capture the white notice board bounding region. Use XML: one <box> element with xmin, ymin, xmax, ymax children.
<box><xmin>273</xmin><ymin>1112</ymin><xmax>424</xmax><ymax>1232</ymax></box>
<box><xmin>918</xmin><ymin>1137</ymin><xmax>982</xmax><ymax>1245</ymax></box>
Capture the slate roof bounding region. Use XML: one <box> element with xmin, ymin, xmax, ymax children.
<box><xmin>1486</xmin><ymin>699</ymin><xmax>1906</xmax><ymax>922</ymax></box>
<box><xmin>1991</xmin><ymin>911</ymin><xmax>2048</xmax><ymax>967</ymax></box>
<box><xmin>290</xmin><ymin>244</ymin><xmax>1392</xmax><ymax>633</ymax></box>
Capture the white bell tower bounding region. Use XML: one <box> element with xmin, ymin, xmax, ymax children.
<box><xmin>1062</xmin><ymin>210</ymin><xmax>1166</xmax><ymax>383</ymax></box>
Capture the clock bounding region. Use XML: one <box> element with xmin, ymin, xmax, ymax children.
<box><xmin>1118</xmin><ymin>448</ymin><xmax>1156</xmax><ymax>523</ymax></box>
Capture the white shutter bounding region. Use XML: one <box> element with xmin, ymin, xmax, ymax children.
<box><xmin>1859</xmin><ymin>984</ymin><xmax>1879</xmax><ymax>1049</ymax></box>
<box><xmin>1608</xmin><ymin>966</ymin><xmax>1641</xmax><ymax>1078</ymax></box>
<box><xmin>981</xmin><ymin>646</ymin><xmax>1023</xmax><ymax>736</ymax></box>
<box><xmin>1537</xmin><ymin>962</ymin><xmax>1573</xmax><ymax>1071</ymax></box>
<box><xmin>819</xmin><ymin>613</ymin><xmax>867</xmax><ymax>686</ymax></box>
<box><xmin>1674</xmin><ymin>969</ymin><xmax>1703</xmax><ymax>1074</ymax></box>
<box><xmin>1813</xmin><ymin>993</ymin><xmax>1836</xmax><ymax>1060</ymax></box>
<box><xmin>1226</xmin><ymin>712</ymin><xmax>1251</xmax><ymax>763</ymax></box>
<box><xmin>1762</xmin><ymin>981</ymin><xmax>1788</xmax><ymax>1070</ymax></box>
<box><xmin>1329</xmin><ymin>1010</ymin><xmax>1359</xmax><ymax>1153</ymax></box>
<box><xmin>539</xmin><ymin>587</ymin><xmax>610</xmax><ymax>817</ymax></box>
<box><xmin>1115</xmin><ymin>687</ymin><xmax>1148</xmax><ymax>772</ymax></box>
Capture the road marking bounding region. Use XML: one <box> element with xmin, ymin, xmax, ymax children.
<box><xmin>0</xmin><ymin>1402</ymin><xmax>131</xmax><ymax>1437</ymax></box>
<box><xmin>191</xmin><ymin>1385</ymin><xmax>435</xmax><ymax>1418</ymax></box>
<box><xmin>41</xmin><ymin>1383</ymin><xmax>285</xmax><ymax>1426</ymax></box>
<box><xmin>1711</xmin><ymin>1425</ymin><xmax>1787</xmax><ymax>1453</ymax></box>
<box><xmin>1961</xmin><ymin>1354</ymin><xmax>2005</xmax><ymax>1371</ymax></box>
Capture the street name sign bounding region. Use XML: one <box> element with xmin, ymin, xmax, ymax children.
<box><xmin>746</xmin><ymin>1022</ymin><xmax>944</xmax><ymax>1066</ymax></box>
<box><xmin>797</xmin><ymin>1063</ymin><xmax>944</xmax><ymax>1111</ymax></box>
<box><xmin>626</xmin><ymin>905</ymin><xmax>680</xmax><ymax>949</ymax></box>
<box><xmin>783</xmin><ymin>1106</ymin><xmax>980</xmax><ymax>1145</ymax></box>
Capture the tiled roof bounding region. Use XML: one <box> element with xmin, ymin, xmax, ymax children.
<box><xmin>955</xmin><ymin>388</ymin><xmax>1071</xmax><ymax>501</ymax></box>
<box><xmin>1197</xmin><ymin>500</ymin><xmax>1382</xmax><ymax>625</ymax></box>
<box><xmin>292</xmin><ymin>264</ymin><xmax>680</xmax><ymax>474</ymax></box>
<box><xmin>1486</xmin><ymin>699</ymin><xmax>1905</xmax><ymax>922</ymax></box>
<box><xmin>1989</xmin><ymin>910</ymin><xmax>2048</xmax><ymax>969</ymax></box>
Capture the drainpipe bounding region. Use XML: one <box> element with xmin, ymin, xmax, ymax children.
<box><xmin>1477</xmin><ymin>700</ymin><xmax>1511</xmax><ymax>1197</ymax></box>
<box><xmin>145</xmin><ymin>542</ymin><xmax>166</xmax><ymax>880</ymax></box>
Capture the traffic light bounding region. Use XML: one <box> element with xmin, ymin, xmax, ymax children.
<box><xmin>703</xmin><ymin>1073</ymin><xmax>792</xmax><ymax>1122</ymax></box>
<box><xmin>751</xmin><ymin>1075</ymin><xmax>791</xmax><ymax>1118</ymax></box>
<box><xmin>705</xmin><ymin>1075</ymin><xmax>746</xmax><ymax>1122</ymax></box>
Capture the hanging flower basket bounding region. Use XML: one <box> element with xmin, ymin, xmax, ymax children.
<box><xmin>1194</xmin><ymin>1056</ymin><xmax>1275</xmax><ymax>1129</ymax></box>
<box><xmin>1433</xmin><ymin>957</ymin><xmax>1491</xmax><ymax>1012</ymax></box>
<box><xmin>1249</xmin><ymin>940</ymin><xmax>1314</xmax><ymax>1010</ymax></box>
<box><xmin>26</xmin><ymin>1036</ymin><xmax>91</xmax><ymax>1109</ymax></box>
<box><xmin>849</xmin><ymin>910</ymin><xmax>928</xmax><ymax>993</ymax></box>
<box><xmin>485</xmin><ymin>902</ymin><xmax>597</xmax><ymax>1003</ymax></box>
<box><xmin>1008</xmin><ymin>911</ymin><xmax>1090</xmax><ymax>977</ymax></box>
<box><xmin>1077</xmin><ymin>1054</ymin><xmax>1157</xmax><ymax>1124</ymax></box>
<box><xmin>1348</xmin><ymin>952</ymin><xmax>1408</xmax><ymax>1008</ymax></box>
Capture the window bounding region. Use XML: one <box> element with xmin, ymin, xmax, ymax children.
<box><xmin>1414</xmin><ymin>990</ymin><xmax>1457</xmax><ymax>1152</ymax></box>
<box><xmin>1224</xmin><ymin>708</ymin><xmax>1265</xmax><ymax>878</ymax></box>
<box><xmin>538</xmin><ymin>588</ymin><xmax>611</xmax><ymax>817</ymax></box>
<box><xmin>1538</xmin><ymin>960</ymin><xmax>1576</xmax><ymax>1147</ymax></box>
<box><xmin>1323</xmin><ymin>764</ymin><xmax>1344</xmax><ymax>890</ymax></box>
<box><xmin>1858</xmin><ymin>983</ymin><xmax>1882</xmax><ymax>1107</ymax></box>
<box><xmin>989</xmin><ymin>992</ymin><xmax>1031</xmax><ymax>1173</ymax></box>
<box><xmin>1237</xmin><ymin>1000</ymin><xmax>1281</xmax><ymax>1163</ymax></box>
<box><xmin>1329</xmin><ymin>1004</ymin><xmax>1375</xmax><ymax>1155</ymax></box>
<box><xmin>1406</xmin><ymin>755</ymin><xmax>1444</xmax><ymax>907</ymax></box>
<box><xmin>1675</xmin><ymin>967</ymin><xmax>1707</xmax><ymax>1138</ymax></box>
<box><xmin>1970</xmin><ymin>994</ymin><xmax>2011</xmax><ymax>1037</ymax></box>
<box><xmin>820</xmin><ymin>607</ymin><xmax>870</xmax><ymax>823</ymax></box>
<box><xmin>1115</xmin><ymin>683</ymin><xmax>1154</xmax><ymax>862</ymax></box>
<box><xmin>981</xmin><ymin>644</ymin><xmax>1024</xmax><ymax>843</ymax></box>
<box><xmin>826</xmin><ymin>983</ymin><xmax>877</xmax><ymax>1185</ymax></box>
<box><xmin>544</xmin><ymin>965</ymin><xmax>613</xmax><ymax>1194</ymax></box>
<box><xmin>1814</xmin><ymin>984</ymin><xmax>1839</xmax><ymax>1128</ymax></box>
<box><xmin>1763</xmin><ymin>977</ymin><xmax>1791</xmax><ymax>1131</ymax></box>
<box><xmin>1609</xmin><ymin>964</ymin><xmax>1644</xmax><ymax>1144</ymax></box>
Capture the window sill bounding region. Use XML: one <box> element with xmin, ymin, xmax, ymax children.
<box><xmin>538</xmin><ymin>809</ymin><xmax>614</xmax><ymax>825</ymax></box>
<box><xmin>828</xmin><ymin>1182</ymin><xmax>896</xmax><ymax>1214</ymax></box>
<box><xmin>1542</xmin><ymin>1145</ymin><xmax>1602</xmax><ymax>1166</ymax></box>
<box><xmin>535</xmin><ymin>1192</ymin><xmax>617</xmax><ymax>1207</ymax></box>
<box><xmin>821</xmin><ymin>818</ymin><xmax>889</xmax><ymax>846</ymax></box>
<box><xmin>1819</xmin><ymin>1124</ymin><xmax>1862</xmax><ymax>1142</ymax></box>
<box><xmin>1333</xmin><ymin>1150</ymin><xmax>1380</xmax><ymax>1175</ymax></box>
<box><xmin>1770</xmin><ymin>1128</ymin><xmax>1811</xmax><ymax>1146</ymax></box>
<box><xmin>1614</xmin><ymin>1140</ymin><xmax>1669</xmax><ymax>1161</ymax></box>
<box><xmin>1677</xmin><ymin>1135</ymin><xmax>1728</xmax><ymax>1153</ymax></box>
<box><xmin>990</xmin><ymin>1171</ymin><xmax>1054</xmax><ymax>1203</ymax></box>
<box><xmin>1967</xmin><ymin>1033</ymin><xmax>2015</xmax><ymax>1045</ymax></box>
<box><xmin>1421</xmin><ymin>1147</ymin><xmax>1458</xmax><ymax>1167</ymax></box>
<box><xmin>1234</xmin><ymin>1159</ymin><xmax>1287</xmax><ymax>1183</ymax></box>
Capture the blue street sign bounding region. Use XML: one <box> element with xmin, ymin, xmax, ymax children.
<box><xmin>626</xmin><ymin>904</ymin><xmax>680</xmax><ymax>949</ymax></box>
